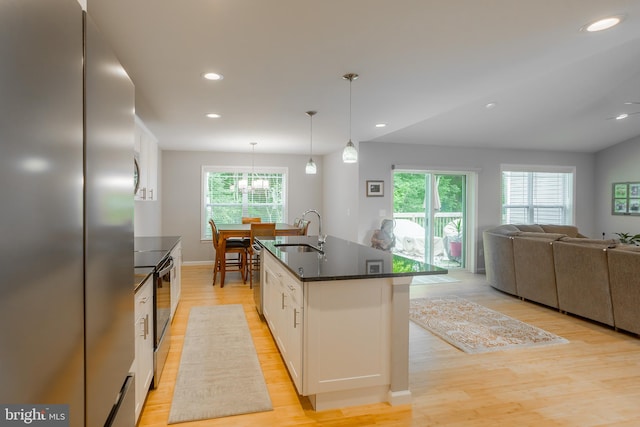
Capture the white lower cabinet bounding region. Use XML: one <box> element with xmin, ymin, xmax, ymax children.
<box><xmin>282</xmin><ymin>278</ymin><xmax>303</xmax><ymax>392</ymax></box>
<box><xmin>263</xmin><ymin>256</ymin><xmax>303</xmax><ymax>391</ymax></box>
<box><xmin>170</xmin><ymin>241</ymin><xmax>182</xmax><ymax>321</ymax></box>
<box><xmin>133</xmin><ymin>276</ymin><xmax>154</xmax><ymax>423</ymax></box>
<box><xmin>262</xmin><ymin>251</ymin><xmax>392</xmax><ymax>410</ymax></box>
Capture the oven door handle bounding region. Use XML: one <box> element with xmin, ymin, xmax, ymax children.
<box><xmin>156</xmin><ymin>256</ymin><xmax>174</xmax><ymax>277</ymax></box>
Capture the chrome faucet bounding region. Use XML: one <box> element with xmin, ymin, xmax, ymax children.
<box><xmin>302</xmin><ymin>209</ymin><xmax>326</xmax><ymax>244</ymax></box>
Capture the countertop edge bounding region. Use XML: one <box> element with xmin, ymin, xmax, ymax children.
<box><xmin>258</xmin><ymin>236</ymin><xmax>447</xmax><ymax>282</ymax></box>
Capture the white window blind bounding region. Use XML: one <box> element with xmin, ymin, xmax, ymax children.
<box><xmin>201</xmin><ymin>166</ymin><xmax>287</xmax><ymax>239</ymax></box>
<box><xmin>501</xmin><ymin>166</ymin><xmax>574</xmax><ymax>225</ymax></box>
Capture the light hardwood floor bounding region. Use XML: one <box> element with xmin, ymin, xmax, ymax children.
<box><xmin>138</xmin><ymin>265</ymin><xmax>640</xmax><ymax>426</ymax></box>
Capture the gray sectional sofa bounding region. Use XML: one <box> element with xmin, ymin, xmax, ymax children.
<box><xmin>483</xmin><ymin>224</ymin><xmax>640</xmax><ymax>335</ymax></box>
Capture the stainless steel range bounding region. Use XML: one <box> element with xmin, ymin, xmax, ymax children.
<box><xmin>133</xmin><ymin>250</ymin><xmax>173</xmax><ymax>388</ymax></box>
<box><xmin>153</xmin><ymin>255</ymin><xmax>174</xmax><ymax>388</ymax></box>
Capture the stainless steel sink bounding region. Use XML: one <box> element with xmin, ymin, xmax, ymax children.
<box><xmin>274</xmin><ymin>243</ymin><xmax>324</xmax><ymax>254</ymax></box>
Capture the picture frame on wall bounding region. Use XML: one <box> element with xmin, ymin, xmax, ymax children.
<box><xmin>614</xmin><ymin>183</ymin><xmax>628</xmax><ymax>198</ymax></box>
<box><xmin>366</xmin><ymin>180</ymin><xmax>384</xmax><ymax>197</ymax></box>
<box><xmin>366</xmin><ymin>259</ymin><xmax>383</xmax><ymax>274</ymax></box>
<box><xmin>614</xmin><ymin>199</ymin><xmax>628</xmax><ymax>214</ymax></box>
<box><xmin>612</xmin><ymin>182</ymin><xmax>640</xmax><ymax>216</ymax></box>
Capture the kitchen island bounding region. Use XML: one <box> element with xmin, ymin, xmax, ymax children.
<box><xmin>258</xmin><ymin>235</ymin><xmax>446</xmax><ymax>411</ymax></box>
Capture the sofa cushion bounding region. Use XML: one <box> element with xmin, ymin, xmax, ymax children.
<box><xmin>558</xmin><ymin>237</ymin><xmax>617</xmax><ymax>247</ymax></box>
<box><xmin>485</xmin><ymin>224</ymin><xmax>521</xmax><ymax>236</ymax></box>
<box><xmin>607</xmin><ymin>246</ymin><xmax>640</xmax><ymax>334</ymax></box>
<box><xmin>512</xmin><ymin>236</ymin><xmax>559</xmax><ymax>308</ymax></box>
<box><xmin>514</xmin><ymin>224</ymin><xmax>545</xmax><ymax>232</ymax></box>
<box><xmin>552</xmin><ymin>241</ymin><xmax>615</xmax><ymax>326</ymax></box>
<box><xmin>612</xmin><ymin>244</ymin><xmax>640</xmax><ymax>252</ymax></box>
<box><xmin>539</xmin><ymin>224</ymin><xmax>580</xmax><ymax>237</ymax></box>
<box><xmin>515</xmin><ymin>232</ymin><xmax>566</xmax><ymax>241</ymax></box>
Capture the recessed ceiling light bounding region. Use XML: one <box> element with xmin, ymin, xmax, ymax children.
<box><xmin>485</xmin><ymin>102</ymin><xmax>497</xmax><ymax>109</ymax></box>
<box><xmin>375</xmin><ymin>123</ymin><xmax>387</xmax><ymax>128</ymax></box>
<box><xmin>615</xmin><ymin>113</ymin><xmax>629</xmax><ymax>120</ymax></box>
<box><xmin>582</xmin><ymin>15</ymin><xmax>624</xmax><ymax>32</ymax></box>
<box><xmin>203</xmin><ymin>72</ymin><xmax>223</xmax><ymax>81</ymax></box>
<box><xmin>206</xmin><ymin>113</ymin><xmax>221</xmax><ymax>118</ymax></box>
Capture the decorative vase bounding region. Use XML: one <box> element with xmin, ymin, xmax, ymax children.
<box><xmin>449</xmin><ymin>241</ymin><xmax>461</xmax><ymax>258</ymax></box>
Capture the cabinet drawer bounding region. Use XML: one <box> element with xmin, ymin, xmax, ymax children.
<box><xmin>135</xmin><ymin>277</ymin><xmax>153</xmax><ymax>307</ymax></box>
<box><xmin>284</xmin><ymin>280</ymin><xmax>302</xmax><ymax>305</ymax></box>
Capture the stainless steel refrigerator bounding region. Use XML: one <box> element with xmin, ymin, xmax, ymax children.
<box><xmin>0</xmin><ymin>1</ymin><xmax>135</xmax><ymax>426</ymax></box>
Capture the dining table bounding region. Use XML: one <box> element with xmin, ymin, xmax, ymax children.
<box><xmin>216</xmin><ymin>222</ymin><xmax>302</xmax><ymax>286</ymax></box>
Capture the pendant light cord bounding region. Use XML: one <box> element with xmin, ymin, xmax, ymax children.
<box><xmin>342</xmin><ymin>73</ymin><xmax>358</xmax><ymax>141</ymax></box>
<box><xmin>250</xmin><ymin>142</ymin><xmax>256</xmax><ymax>187</ymax></box>
<box><xmin>310</xmin><ymin>113</ymin><xmax>313</xmax><ymax>156</ymax></box>
<box><xmin>349</xmin><ymin>77</ymin><xmax>352</xmax><ymax>141</ymax></box>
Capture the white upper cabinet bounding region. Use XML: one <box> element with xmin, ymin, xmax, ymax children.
<box><xmin>134</xmin><ymin>116</ymin><xmax>158</xmax><ymax>201</ymax></box>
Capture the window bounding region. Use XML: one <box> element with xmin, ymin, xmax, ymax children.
<box><xmin>201</xmin><ymin>166</ymin><xmax>287</xmax><ymax>239</ymax></box>
<box><xmin>501</xmin><ymin>165</ymin><xmax>574</xmax><ymax>225</ymax></box>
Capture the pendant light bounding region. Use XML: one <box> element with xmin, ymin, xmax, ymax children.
<box><xmin>238</xmin><ymin>142</ymin><xmax>269</xmax><ymax>192</ymax></box>
<box><xmin>305</xmin><ymin>111</ymin><xmax>317</xmax><ymax>174</ymax></box>
<box><xmin>342</xmin><ymin>73</ymin><xmax>359</xmax><ymax>163</ymax></box>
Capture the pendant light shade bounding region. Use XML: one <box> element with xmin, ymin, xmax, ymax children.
<box><xmin>305</xmin><ymin>111</ymin><xmax>317</xmax><ymax>174</ymax></box>
<box><xmin>305</xmin><ymin>159</ymin><xmax>317</xmax><ymax>174</ymax></box>
<box><xmin>342</xmin><ymin>140</ymin><xmax>358</xmax><ymax>163</ymax></box>
<box><xmin>342</xmin><ymin>73</ymin><xmax>359</xmax><ymax>163</ymax></box>
<box><xmin>238</xmin><ymin>142</ymin><xmax>269</xmax><ymax>192</ymax></box>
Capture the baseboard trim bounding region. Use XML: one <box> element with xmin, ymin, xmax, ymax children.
<box><xmin>183</xmin><ymin>260</ymin><xmax>214</xmax><ymax>266</ymax></box>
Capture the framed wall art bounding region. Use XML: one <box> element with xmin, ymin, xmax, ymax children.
<box><xmin>366</xmin><ymin>180</ymin><xmax>384</xmax><ymax>197</ymax></box>
<box><xmin>366</xmin><ymin>259</ymin><xmax>384</xmax><ymax>274</ymax></box>
<box><xmin>612</xmin><ymin>182</ymin><xmax>640</xmax><ymax>216</ymax></box>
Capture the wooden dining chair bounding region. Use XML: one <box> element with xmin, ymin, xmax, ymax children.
<box><xmin>247</xmin><ymin>222</ymin><xmax>276</xmax><ymax>288</ymax></box>
<box><xmin>209</xmin><ymin>219</ymin><xmax>247</xmax><ymax>287</ymax></box>
<box><xmin>298</xmin><ymin>219</ymin><xmax>310</xmax><ymax>235</ymax></box>
<box><xmin>241</xmin><ymin>217</ymin><xmax>262</xmax><ymax>224</ymax></box>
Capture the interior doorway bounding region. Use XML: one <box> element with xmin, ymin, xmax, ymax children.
<box><xmin>392</xmin><ymin>170</ymin><xmax>468</xmax><ymax>269</ymax></box>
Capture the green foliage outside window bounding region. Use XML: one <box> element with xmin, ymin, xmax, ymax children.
<box><xmin>393</xmin><ymin>173</ymin><xmax>463</xmax><ymax>213</ymax></box>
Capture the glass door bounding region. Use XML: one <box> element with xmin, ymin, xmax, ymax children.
<box><xmin>393</xmin><ymin>171</ymin><xmax>466</xmax><ymax>269</ymax></box>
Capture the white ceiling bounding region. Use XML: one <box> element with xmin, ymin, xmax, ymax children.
<box><xmin>88</xmin><ymin>0</ymin><xmax>640</xmax><ymax>155</ymax></box>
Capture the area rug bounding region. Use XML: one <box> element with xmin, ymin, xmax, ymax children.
<box><xmin>409</xmin><ymin>296</ymin><xmax>568</xmax><ymax>354</ymax></box>
<box><xmin>168</xmin><ymin>305</ymin><xmax>272</xmax><ymax>424</ymax></box>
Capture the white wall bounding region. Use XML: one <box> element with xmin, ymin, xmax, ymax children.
<box><xmin>161</xmin><ymin>150</ymin><xmax>323</xmax><ymax>263</ymax></box>
<box><xmin>137</xmin><ymin>140</ymin><xmax>634</xmax><ymax>269</ymax></box>
<box><xmin>321</xmin><ymin>150</ymin><xmax>359</xmax><ymax>241</ymax></box>
<box><xmin>595</xmin><ymin>135</ymin><xmax>640</xmax><ymax>238</ymax></box>
<box><xmin>324</xmin><ymin>141</ymin><xmax>597</xmax><ymax>272</ymax></box>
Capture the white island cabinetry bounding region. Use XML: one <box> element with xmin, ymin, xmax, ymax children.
<box><xmin>263</xmin><ymin>254</ymin><xmax>303</xmax><ymax>392</ymax></box>
<box><xmin>262</xmin><ymin>250</ymin><xmax>401</xmax><ymax>411</ymax></box>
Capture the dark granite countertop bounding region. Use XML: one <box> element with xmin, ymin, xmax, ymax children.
<box><xmin>134</xmin><ymin>267</ymin><xmax>154</xmax><ymax>293</ymax></box>
<box><xmin>133</xmin><ymin>236</ymin><xmax>181</xmax><ymax>292</ymax></box>
<box><xmin>258</xmin><ymin>235</ymin><xmax>447</xmax><ymax>282</ymax></box>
